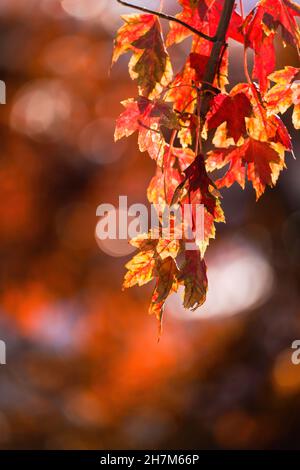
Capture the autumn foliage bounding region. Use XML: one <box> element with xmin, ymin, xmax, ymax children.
<box><xmin>112</xmin><ymin>0</ymin><xmax>300</xmax><ymax>329</ymax></box>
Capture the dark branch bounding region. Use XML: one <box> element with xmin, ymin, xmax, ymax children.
<box><xmin>200</xmin><ymin>0</ymin><xmax>235</xmax><ymax>118</ymax></box>
<box><xmin>116</xmin><ymin>0</ymin><xmax>216</xmax><ymax>43</ymax></box>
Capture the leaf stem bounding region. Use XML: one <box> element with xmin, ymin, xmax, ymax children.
<box><xmin>239</xmin><ymin>0</ymin><xmax>244</xmax><ymax>20</ymax></box>
<box><xmin>116</xmin><ymin>0</ymin><xmax>217</xmax><ymax>43</ymax></box>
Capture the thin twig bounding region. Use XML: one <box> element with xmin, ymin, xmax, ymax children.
<box><xmin>240</xmin><ymin>0</ymin><xmax>252</xmax><ymax>85</ymax></box>
<box><xmin>163</xmin><ymin>130</ymin><xmax>177</xmax><ymax>203</ymax></box>
<box><xmin>116</xmin><ymin>0</ymin><xmax>217</xmax><ymax>43</ymax></box>
<box><xmin>243</xmin><ymin>46</ymin><xmax>252</xmax><ymax>85</ymax></box>
<box><xmin>239</xmin><ymin>0</ymin><xmax>244</xmax><ymax>19</ymax></box>
<box><xmin>195</xmin><ymin>89</ymin><xmax>201</xmax><ymax>156</ymax></box>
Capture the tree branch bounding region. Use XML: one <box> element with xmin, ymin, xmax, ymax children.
<box><xmin>200</xmin><ymin>0</ymin><xmax>236</xmax><ymax>118</ymax></box>
<box><xmin>116</xmin><ymin>0</ymin><xmax>216</xmax><ymax>43</ymax></box>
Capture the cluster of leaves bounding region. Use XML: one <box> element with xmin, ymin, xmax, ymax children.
<box><xmin>112</xmin><ymin>0</ymin><xmax>300</xmax><ymax>331</ymax></box>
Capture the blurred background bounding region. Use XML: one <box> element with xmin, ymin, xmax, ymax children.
<box><xmin>0</xmin><ymin>0</ymin><xmax>299</xmax><ymax>450</ymax></box>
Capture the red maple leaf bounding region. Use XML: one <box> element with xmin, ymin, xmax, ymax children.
<box><xmin>112</xmin><ymin>14</ymin><xmax>156</xmax><ymax>62</ymax></box>
<box><xmin>207</xmin><ymin>137</ymin><xmax>285</xmax><ymax>199</ymax></box>
<box><xmin>244</xmin><ymin>0</ymin><xmax>300</xmax><ymax>93</ymax></box>
<box><xmin>206</xmin><ymin>92</ymin><xmax>253</xmax><ymax>143</ymax></box>
<box><xmin>172</xmin><ymin>154</ymin><xmax>225</xmax><ymax>254</ymax></box>
<box><xmin>229</xmin><ymin>82</ymin><xmax>293</xmax><ymax>149</ymax></box>
<box><xmin>114</xmin><ymin>97</ymin><xmax>179</xmax><ymax>160</ymax></box>
<box><xmin>112</xmin><ymin>14</ymin><xmax>172</xmax><ymax>97</ymax></box>
<box><xmin>176</xmin><ymin>247</ymin><xmax>208</xmax><ymax>310</ymax></box>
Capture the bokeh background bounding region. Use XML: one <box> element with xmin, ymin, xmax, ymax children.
<box><xmin>0</xmin><ymin>0</ymin><xmax>299</xmax><ymax>450</ymax></box>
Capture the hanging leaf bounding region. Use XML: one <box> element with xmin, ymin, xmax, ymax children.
<box><xmin>112</xmin><ymin>14</ymin><xmax>172</xmax><ymax>97</ymax></box>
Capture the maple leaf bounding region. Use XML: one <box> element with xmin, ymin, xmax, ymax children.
<box><xmin>123</xmin><ymin>234</ymin><xmax>181</xmax><ymax>330</ymax></box>
<box><xmin>112</xmin><ymin>14</ymin><xmax>156</xmax><ymax>63</ymax></box>
<box><xmin>266</xmin><ymin>66</ymin><xmax>300</xmax><ymax>129</ymax></box>
<box><xmin>243</xmin><ymin>14</ymin><xmax>275</xmax><ymax>93</ymax></box>
<box><xmin>112</xmin><ymin>14</ymin><xmax>172</xmax><ymax>97</ymax></box>
<box><xmin>172</xmin><ymin>154</ymin><xmax>225</xmax><ymax>255</ymax></box>
<box><xmin>227</xmin><ymin>83</ymin><xmax>293</xmax><ymax>150</ymax></box>
<box><xmin>206</xmin><ymin>92</ymin><xmax>253</xmax><ymax>143</ymax></box>
<box><xmin>131</xmin><ymin>22</ymin><xmax>173</xmax><ymax>97</ymax></box>
<box><xmin>114</xmin><ymin>97</ymin><xmax>179</xmax><ymax>160</ymax></box>
<box><xmin>123</xmin><ymin>235</ymin><xmax>181</xmax><ymax>289</ymax></box>
<box><xmin>176</xmin><ymin>246</ymin><xmax>208</xmax><ymax>310</ymax></box>
<box><xmin>149</xmin><ymin>256</ymin><xmax>179</xmax><ymax>324</ymax></box>
<box><xmin>244</xmin><ymin>0</ymin><xmax>300</xmax><ymax>93</ymax></box>
<box><xmin>123</xmin><ymin>249</ymin><xmax>156</xmax><ymax>289</ymax></box>
<box><xmin>207</xmin><ymin>137</ymin><xmax>285</xmax><ymax>199</ymax></box>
